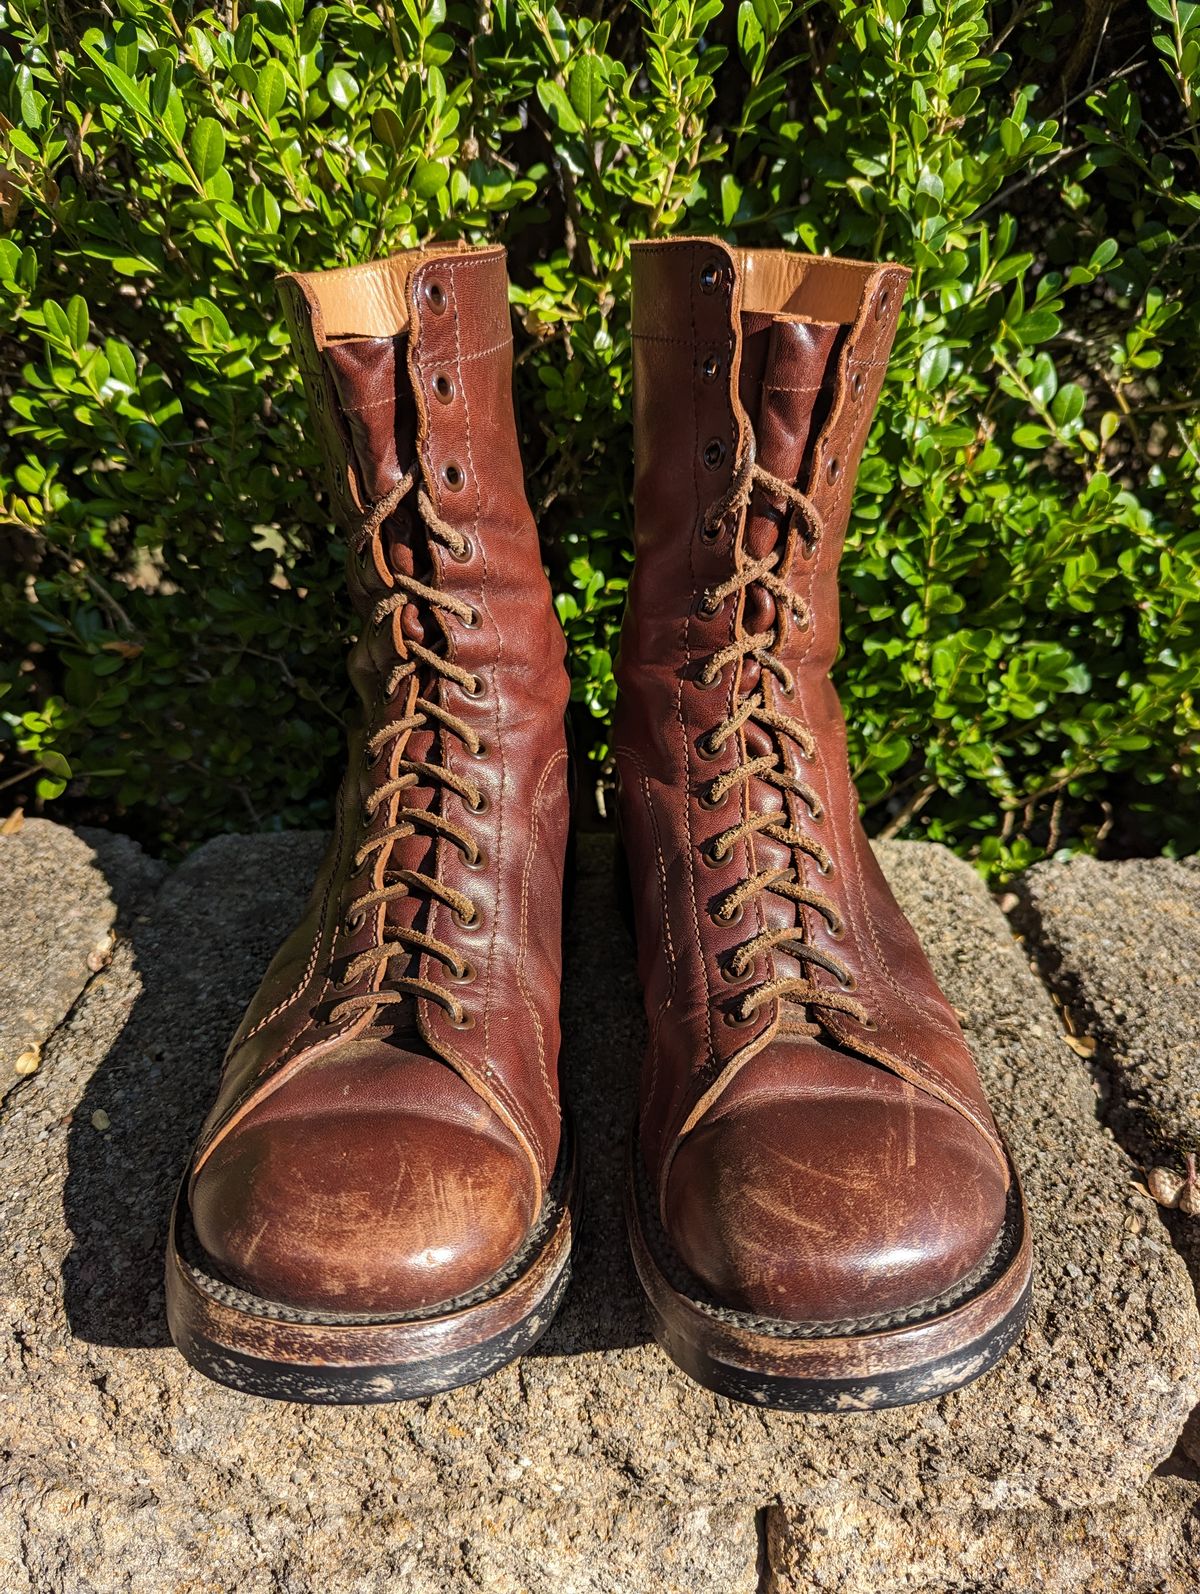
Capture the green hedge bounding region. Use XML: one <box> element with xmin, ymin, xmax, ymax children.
<box><xmin>2</xmin><ymin>0</ymin><xmax>1197</xmax><ymax>872</ymax></box>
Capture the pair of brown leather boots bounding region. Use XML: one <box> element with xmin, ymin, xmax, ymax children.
<box><xmin>165</xmin><ymin>240</ymin><xmax>1031</xmax><ymax>1411</ymax></box>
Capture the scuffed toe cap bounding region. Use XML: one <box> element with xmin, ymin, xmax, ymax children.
<box><xmin>190</xmin><ymin>1053</ymin><xmax>537</xmax><ymax>1315</ymax></box>
<box><xmin>663</xmin><ymin>1083</ymin><xmax>1008</xmax><ymax>1325</ymax></box>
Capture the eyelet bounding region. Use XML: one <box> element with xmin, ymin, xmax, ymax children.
<box><xmin>715</xmin><ymin>901</ymin><xmax>744</xmax><ymax>927</ymax></box>
<box><xmin>464</xmin><ymin>846</ymin><xmax>488</xmax><ymax>871</ymax></box>
<box><xmin>857</xmin><ymin>1015</ymin><xmax>878</xmax><ymax>1031</ymax></box>
<box><xmin>828</xmin><ymin>917</ymin><xmax>846</xmax><ymax>940</ymax></box>
<box><xmin>344</xmin><ymin>907</ymin><xmax>367</xmax><ymax>935</ymax></box>
<box><xmin>702</xmin><ymin>438</ymin><xmax>726</xmax><ymax>471</ymax></box>
<box><xmin>808</xmin><ymin>801</ymin><xmax>825</xmax><ymax>824</ymax></box>
<box><xmin>826</xmin><ymin>457</ymin><xmax>841</xmax><ymax>485</ymax></box>
<box><xmin>696</xmin><ymin>665</ymin><xmax>722</xmax><ymax>690</ymax></box>
<box><xmin>699</xmin><ymin>260</ymin><xmax>723</xmax><ymax>293</ymax></box>
<box><xmin>463</xmin><ymin>674</ymin><xmax>485</xmax><ymax>699</ymax></box>
<box><xmin>702</xmin><ymin>839</ymin><xmax>730</xmax><ymax>869</ymax></box>
<box><xmin>850</xmin><ymin>370</ymin><xmax>865</xmax><ymax>401</ymax></box>
<box><xmin>448</xmin><ymin>535</ymin><xmax>473</xmax><ymax>564</ymax></box>
<box><xmin>801</xmin><ymin>536</ymin><xmax>818</xmax><ymax>563</ymax></box>
<box><xmin>724</xmin><ymin>1004</ymin><xmax>757</xmax><ymax>1027</ymax></box>
<box><xmin>874</xmin><ymin>287</ymin><xmax>890</xmax><ymax>321</ymax></box>
<box><xmin>432</xmin><ymin>373</ymin><xmax>455</xmax><ymax>404</ymax></box>
<box><xmin>840</xmin><ymin>969</ymin><xmax>857</xmax><ymax>991</ymax></box>
<box><xmin>426</xmin><ymin>279</ymin><xmax>447</xmax><ymax>314</ymax></box>
<box><xmin>696</xmin><ymin>733</ymin><xmax>723</xmax><ymax>762</ymax></box>
<box><xmin>454</xmin><ymin>903</ymin><xmax>479</xmax><ymax>928</ymax></box>
<box><xmin>817</xmin><ymin>855</ymin><xmax>834</xmax><ymax>876</ymax></box>
<box><xmin>449</xmin><ymin>959</ymin><xmax>477</xmax><ymax>984</ymax></box>
<box><xmin>697</xmin><ymin>593</ymin><xmax>721</xmax><ymax>619</ymax></box>
<box><xmin>468</xmin><ymin>790</ymin><xmax>489</xmax><ymax>814</ymax></box>
<box><xmin>442</xmin><ymin>460</ymin><xmax>465</xmax><ymax>492</ymax></box>
<box><xmin>699</xmin><ymin>521</ymin><xmax>722</xmax><ymax>544</ymax></box>
<box><xmin>447</xmin><ymin>1008</ymin><xmax>475</xmax><ymax>1030</ymax></box>
<box><xmin>701</xmin><ymin>352</ymin><xmax>721</xmax><ymax>381</ymax></box>
<box><xmin>720</xmin><ymin>958</ymin><xmax>748</xmax><ymax>985</ymax></box>
<box><xmin>699</xmin><ymin>783</ymin><xmax>728</xmax><ymax>811</ymax></box>
<box><xmin>461</xmin><ymin>607</ymin><xmax>479</xmax><ymax>629</ymax></box>
<box><xmin>468</xmin><ymin>739</ymin><xmax>488</xmax><ymax>759</ymax></box>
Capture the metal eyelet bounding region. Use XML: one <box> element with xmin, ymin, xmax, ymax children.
<box><xmin>463</xmin><ymin>674</ymin><xmax>485</xmax><ymax>699</ymax></box>
<box><xmin>857</xmin><ymin>1015</ymin><xmax>878</xmax><ymax>1031</ymax></box>
<box><xmin>826</xmin><ymin>457</ymin><xmax>841</xmax><ymax>485</ymax></box>
<box><xmin>468</xmin><ymin>790</ymin><xmax>489</xmax><ymax>815</ymax></box>
<box><xmin>696</xmin><ymin>733</ymin><xmax>723</xmax><ymax>762</ymax></box>
<box><xmin>874</xmin><ymin>287</ymin><xmax>890</xmax><ymax>321</ymax></box>
<box><xmin>801</xmin><ymin>536</ymin><xmax>819</xmax><ymax>563</ymax></box>
<box><xmin>468</xmin><ymin>739</ymin><xmax>488</xmax><ymax>759</ymax></box>
<box><xmin>447</xmin><ymin>1008</ymin><xmax>475</xmax><ymax>1030</ymax></box>
<box><xmin>817</xmin><ymin>855</ymin><xmax>834</xmax><ymax>877</ymax></box>
<box><xmin>701</xmin><ymin>352</ymin><xmax>721</xmax><ymax>381</ymax></box>
<box><xmin>808</xmin><ymin>800</ymin><xmax>825</xmax><ymax>824</ymax></box>
<box><xmin>716</xmin><ymin>901</ymin><xmax>744</xmax><ymax>927</ymax></box>
<box><xmin>699</xmin><ymin>521</ymin><xmax>722</xmax><ymax>544</ymax></box>
<box><xmin>344</xmin><ymin>906</ymin><xmax>367</xmax><ymax>935</ymax></box>
<box><xmin>699</xmin><ymin>784</ymin><xmax>728</xmax><ymax>811</ymax></box>
<box><xmin>448</xmin><ymin>535</ymin><xmax>473</xmax><ymax>564</ymax></box>
<box><xmin>702</xmin><ymin>439</ymin><xmax>726</xmax><ymax>471</ymax></box>
<box><xmin>724</xmin><ymin>1004</ymin><xmax>757</xmax><ymax>1027</ymax></box>
<box><xmin>442</xmin><ymin>460</ymin><xmax>465</xmax><ymax>492</ymax></box>
<box><xmin>464</xmin><ymin>846</ymin><xmax>488</xmax><ymax>871</ymax></box>
<box><xmin>454</xmin><ymin>902</ymin><xmax>479</xmax><ymax>929</ymax></box>
<box><xmin>461</xmin><ymin>607</ymin><xmax>479</xmax><ymax>629</ymax></box>
<box><xmin>720</xmin><ymin>958</ymin><xmax>748</xmax><ymax>985</ymax></box>
<box><xmin>850</xmin><ymin>370</ymin><xmax>865</xmax><ymax>401</ymax></box>
<box><xmin>432</xmin><ymin>373</ymin><xmax>455</xmax><ymax>404</ymax></box>
<box><xmin>426</xmin><ymin>279</ymin><xmax>447</xmax><ymax>314</ymax></box>
<box><xmin>697</xmin><ymin>593</ymin><xmax>721</xmax><ymax>619</ymax></box>
<box><xmin>450</xmin><ymin>959</ymin><xmax>477</xmax><ymax>984</ymax></box>
<box><xmin>840</xmin><ymin>969</ymin><xmax>858</xmax><ymax>991</ymax></box>
<box><xmin>699</xmin><ymin>260</ymin><xmax>723</xmax><ymax>293</ymax></box>
<box><xmin>702</xmin><ymin>839</ymin><xmax>730</xmax><ymax>869</ymax></box>
<box><xmin>828</xmin><ymin>917</ymin><xmax>847</xmax><ymax>941</ymax></box>
<box><xmin>696</xmin><ymin>665</ymin><xmax>722</xmax><ymax>691</ymax></box>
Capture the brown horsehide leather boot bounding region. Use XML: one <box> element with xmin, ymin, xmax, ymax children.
<box><xmin>166</xmin><ymin>244</ymin><xmax>578</xmax><ymax>1402</ymax></box>
<box><xmin>616</xmin><ymin>239</ymin><xmax>1031</xmax><ymax>1410</ymax></box>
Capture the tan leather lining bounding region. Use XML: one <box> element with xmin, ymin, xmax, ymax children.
<box><xmin>283</xmin><ymin>244</ymin><xmax>505</xmax><ymax>342</ymax></box>
<box><xmin>735</xmin><ymin>249</ymin><xmax>886</xmax><ymax>325</ymax></box>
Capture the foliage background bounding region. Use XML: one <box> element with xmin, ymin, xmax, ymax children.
<box><xmin>1</xmin><ymin>0</ymin><xmax>1197</xmax><ymax>872</ymax></box>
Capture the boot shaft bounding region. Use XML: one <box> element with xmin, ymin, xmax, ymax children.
<box><xmin>620</xmin><ymin>239</ymin><xmax>909</xmax><ymax>691</ymax></box>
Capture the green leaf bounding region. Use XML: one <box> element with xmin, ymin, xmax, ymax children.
<box><xmin>326</xmin><ymin>67</ymin><xmax>358</xmax><ymax>108</ymax></box>
<box><xmin>412</xmin><ymin>158</ymin><xmax>449</xmax><ymax>198</ymax></box>
<box><xmin>254</xmin><ymin>60</ymin><xmax>287</xmax><ymax>120</ymax></box>
<box><xmin>67</xmin><ymin>295</ymin><xmax>90</xmax><ymax>351</ymax></box>
<box><xmin>568</xmin><ymin>55</ymin><xmax>604</xmax><ymax>126</ymax></box>
<box><xmin>189</xmin><ymin>117</ymin><xmax>226</xmax><ymax>184</ymax></box>
<box><xmin>536</xmin><ymin>80</ymin><xmax>582</xmax><ymax>134</ymax></box>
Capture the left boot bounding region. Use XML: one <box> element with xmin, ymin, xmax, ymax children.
<box><xmin>614</xmin><ymin>238</ymin><xmax>1031</xmax><ymax>1410</ymax></box>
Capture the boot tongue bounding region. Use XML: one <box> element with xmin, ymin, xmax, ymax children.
<box><xmin>323</xmin><ymin>335</ymin><xmax>444</xmax><ymax>1038</ymax></box>
<box><xmin>735</xmin><ymin>314</ymin><xmax>842</xmax><ymax>1029</ymax></box>
<box><xmin>737</xmin><ymin>313</ymin><xmax>841</xmax><ymax>687</ymax></box>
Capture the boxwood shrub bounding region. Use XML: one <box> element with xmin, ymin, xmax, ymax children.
<box><xmin>1</xmin><ymin>0</ymin><xmax>1197</xmax><ymax>872</ymax></box>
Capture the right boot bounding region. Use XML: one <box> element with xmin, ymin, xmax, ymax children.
<box><xmin>166</xmin><ymin>244</ymin><xmax>579</xmax><ymax>1403</ymax></box>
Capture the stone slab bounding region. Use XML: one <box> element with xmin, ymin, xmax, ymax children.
<box><xmin>0</xmin><ymin>819</ymin><xmax>163</xmax><ymax>1077</ymax></box>
<box><xmin>1</xmin><ymin>827</ymin><xmax>1198</xmax><ymax>1592</ymax></box>
<box><xmin>1017</xmin><ymin>854</ymin><xmax>1200</xmax><ymax>1164</ymax></box>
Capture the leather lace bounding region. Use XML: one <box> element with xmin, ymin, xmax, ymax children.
<box><xmin>330</xmin><ymin>467</ymin><xmax>483</xmax><ymax>1029</ymax></box>
<box><xmin>698</xmin><ymin>443</ymin><xmax>871</xmax><ymax>1033</ymax></box>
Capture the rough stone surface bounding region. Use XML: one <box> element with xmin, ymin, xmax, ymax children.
<box><xmin>1018</xmin><ymin>854</ymin><xmax>1200</xmax><ymax>1165</ymax></box>
<box><xmin>1</xmin><ymin>826</ymin><xmax>1198</xmax><ymax>1591</ymax></box>
<box><xmin>766</xmin><ymin>1470</ymin><xmax>1200</xmax><ymax>1593</ymax></box>
<box><xmin>0</xmin><ymin>819</ymin><xmax>163</xmax><ymax>1078</ymax></box>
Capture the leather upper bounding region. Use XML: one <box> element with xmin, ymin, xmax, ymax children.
<box><xmin>187</xmin><ymin>246</ymin><xmax>570</xmax><ymax>1313</ymax></box>
<box><xmin>614</xmin><ymin>239</ymin><xmax>1009</xmax><ymax>1321</ymax></box>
